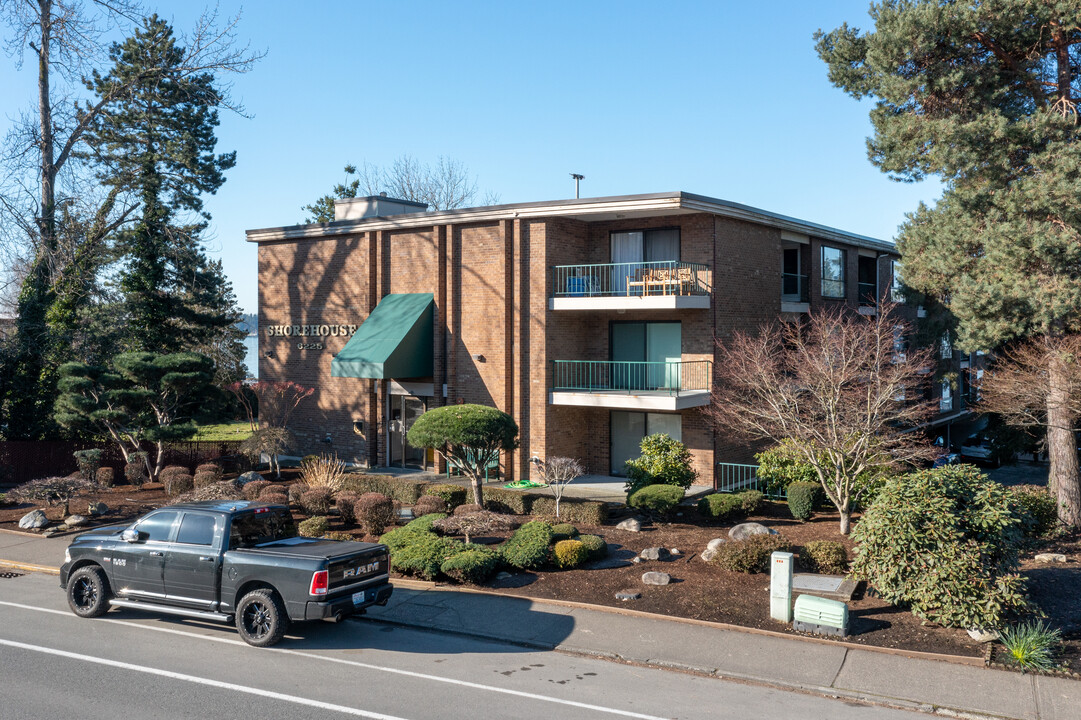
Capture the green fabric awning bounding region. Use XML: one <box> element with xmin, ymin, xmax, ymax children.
<box><xmin>331</xmin><ymin>293</ymin><xmax>434</xmax><ymax>379</ymax></box>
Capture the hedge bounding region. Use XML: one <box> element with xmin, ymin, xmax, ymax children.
<box><xmin>340</xmin><ymin>473</ymin><xmax>426</xmax><ymax>504</ymax></box>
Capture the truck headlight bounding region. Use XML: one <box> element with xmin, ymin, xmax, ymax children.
<box><xmin>64</xmin><ymin>549</ymin><xmax>71</xmax><ymax>564</ymax></box>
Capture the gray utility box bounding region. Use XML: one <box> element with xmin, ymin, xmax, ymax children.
<box><xmin>792</xmin><ymin>594</ymin><xmax>849</xmax><ymax>638</ymax></box>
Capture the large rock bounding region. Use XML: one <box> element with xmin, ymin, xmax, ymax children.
<box><xmin>728</xmin><ymin>522</ymin><xmax>778</xmax><ymax>541</ymax></box>
<box><xmin>615</xmin><ymin>591</ymin><xmax>641</xmax><ymax>601</ymax></box>
<box><xmin>18</xmin><ymin>510</ymin><xmax>48</xmax><ymax>529</ymax></box>
<box><xmin>63</xmin><ymin>515</ymin><xmax>89</xmax><ymax>528</ymax></box>
<box><xmin>707</xmin><ymin>538</ymin><xmax>727</xmax><ymax>550</ymax></box>
<box><xmin>642</xmin><ymin>571</ymin><xmax>671</xmax><ymax>586</ymax></box>
<box><xmin>967</xmin><ymin>628</ymin><xmax>1000</xmax><ymax>643</ymax></box>
<box><xmin>1034</xmin><ymin>553</ymin><xmax>1067</xmax><ymax>563</ymax></box>
<box><xmin>701</xmin><ymin>548</ymin><xmax>718</xmax><ymax>562</ymax></box>
<box><xmin>236</xmin><ymin>471</ymin><xmax>265</xmax><ymax>487</ymax></box>
<box><xmin>639</xmin><ymin>547</ymin><xmax>670</xmax><ymax>561</ymax></box>
<box><xmin>87</xmin><ymin>502</ymin><xmax>108</xmax><ymax>517</ymax></box>
<box><xmin>616</xmin><ymin>517</ymin><xmax>642</xmax><ymax>532</ymax></box>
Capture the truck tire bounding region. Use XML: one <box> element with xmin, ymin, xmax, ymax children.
<box><xmin>236</xmin><ymin>588</ymin><xmax>288</xmax><ymax>647</ymax></box>
<box><xmin>67</xmin><ymin>566</ymin><xmax>110</xmax><ymax>618</ymax></box>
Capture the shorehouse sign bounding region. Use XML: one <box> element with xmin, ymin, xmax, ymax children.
<box><xmin>265</xmin><ymin>322</ymin><xmax>358</xmax><ymax>351</ymax></box>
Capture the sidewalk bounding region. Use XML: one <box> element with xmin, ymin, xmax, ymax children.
<box><xmin>3</xmin><ymin>528</ymin><xmax>1078</xmax><ymax>720</ymax></box>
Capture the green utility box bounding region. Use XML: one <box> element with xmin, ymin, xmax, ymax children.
<box><xmin>793</xmin><ymin>594</ymin><xmax>849</xmax><ymax>637</ymax></box>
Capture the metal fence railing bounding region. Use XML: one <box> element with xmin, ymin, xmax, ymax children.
<box><xmin>552</xmin><ymin>261</ymin><xmax>710</xmax><ymax>298</ymax></box>
<box><xmin>552</xmin><ymin>360</ymin><xmax>712</xmax><ymax>395</ymax></box>
<box><xmin>714</xmin><ymin>462</ymin><xmax>785</xmax><ymax>499</ymax></box>
<box><xmin>781</xmin><ymin>273</ymin><xmax>809</xmax><ymax>303</ymax></box>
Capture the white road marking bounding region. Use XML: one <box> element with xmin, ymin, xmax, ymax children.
<box><xmin>0</xmin><ymin>600</ymin><xmax>669</xmax><ymax>720</ymax></box>
<box><xmin>0</xmin><ymin>637</ymin><xmax>407</xmax><ymax>720</ymax></box>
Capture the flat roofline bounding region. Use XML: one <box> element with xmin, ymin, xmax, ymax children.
<box><xmin>246</xmin><ymin>190</ymin><xmax>896</xmax><ymax>253</ymax></box>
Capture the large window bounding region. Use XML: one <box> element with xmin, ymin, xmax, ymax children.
<box><xmin>610</xmin><ymin>321</ymin><xmax>681</xmax><ymax>390</ymax></box>
<box><xmin>821</xmin><ymin>246</ymin><xmax>846</xmax><ymax>299</ymax></box>
<box><xmin>610</xmin><ymin>411</ymin><xmax>682</xmax><ymax>475</ymax></box>
<box><xmin>610</xmin><ymin>229</ymin><xmax>680</xmax><ymax>294</ymax></box>
<box><xmin>891</xmin><ymin>259</ymin><xmax>905</xmax><ymax>302</ymax></box>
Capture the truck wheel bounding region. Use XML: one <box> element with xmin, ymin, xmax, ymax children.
<box><xmin>236</xmin><ymin>588</ymin><xmax>288</xmax><ymax>647</ymax></box>
<box><xmin>67</xmin><ymin>566</ymin><xmax>110</xmax><ymax>618</ymax></box>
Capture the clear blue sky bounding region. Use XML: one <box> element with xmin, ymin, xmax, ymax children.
<box><xmin>1</xmin><ymin>1</ymin><xmax>942</xmax><ymax>314</ymax></box>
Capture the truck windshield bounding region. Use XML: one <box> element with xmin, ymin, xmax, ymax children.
<box><xmin>229</xmin><ymin>509</ymin><xmax>297</xmax><ymax>549</ymax></box>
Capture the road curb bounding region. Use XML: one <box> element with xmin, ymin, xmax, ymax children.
<box><xmin>0</xmin><ymin>560</ymin><xmax>59</xmax><ymax>576</ymax></box>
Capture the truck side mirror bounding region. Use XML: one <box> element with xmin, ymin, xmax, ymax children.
<box><xmin>121</xmin><ymin>528</ymin><xmax>141</xmax><ymax>543</ymax></box>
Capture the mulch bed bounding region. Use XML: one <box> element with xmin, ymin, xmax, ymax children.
<box><xmin>3</xmin><ymin>474</ymin><xmax>1079</xmax><ymax>671</ymax></box>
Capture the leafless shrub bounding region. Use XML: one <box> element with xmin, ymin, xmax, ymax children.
<box><xmin>299</xmin><ymin>454</ymin><xmax>347</xmax><ymax>493</ymax></box>
<box><xmin>538</xmin><ymin>456</ymin><xmax>585</xmax><ymax>519</ymax></box>
<box><xmin>432</xmin><ymin>511</ymin><xmax>521</xmax><ymax>543</ymax></box>
<box><xmin>11</xmin><ymin>475</ymin><xmax>94</xmax><ymax>515</ymax></box>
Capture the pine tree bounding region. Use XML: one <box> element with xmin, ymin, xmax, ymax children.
<box><xmin>82</xmin><ymin>15</ymin><xmax>239</xmax><ymax>356</ymax></box>
<box><xmin>817</xmin><ymin>1</ymin><xmax>1081</xmax><ymax>526</ymax></box>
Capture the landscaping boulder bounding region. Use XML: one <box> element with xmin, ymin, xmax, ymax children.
<box><xmin>19</xmin><ymin>510</ymin><xmax>48</xmax><ymax>529</ymax></box>
<box><xmin>728</xmin><ymin>522</ymin><xmax>778</xmax><ymax>541</ymax></box>
<box><xmin>707</xmin><ymin>538</ymin><xmax>727</xmax><ymax>550</ymax></box>
<box><xmin>642</xmin><ymin>571</ymin><xmax>671</xmax><ymax>586</ymax></box>
<box><xmin>967</xmin><ymin>628</ymin><xmax>1000</xmax><ymax>643</ymax></box>
<box><xmin>1034</xmin><ymin>553</ymin><xmax>1067</xmax><ymax>563</ymax></box>
<box><xmin>616</xmin><ymin>591</ymin><xmax>641</xmax><ymax>601</ymax></box>
<box><xmin>616</xmin><ymin>517</ymin><xmax>642</xmax><ymax>532</ymax></box>
<box><xmin>87</xmin><ymin>502</ymin><xmax>108</xmax><ymax>517</ymax></box>
<box><xmin>670</xmin><ymin>548</ymin><xmax>681</xmax><ymax>556</ymax></box>
<box><xmin>236</xmin><ymin>471</ymin><xmax>265</xmax><ymax>487</ymax></box>
<box><xmin>640</xmin><ymin>547</ymin><xmax>670</xmax><ymax>561</ymax></box>
<box><xmin>64</xmin><ymin>515</ymin><xmax>89</xmax><ymax>528</ymax></box>
<box><xmin>701</xmin><ymin>548</ymin><xmax>718</xmax><ymax>562</ymax></box>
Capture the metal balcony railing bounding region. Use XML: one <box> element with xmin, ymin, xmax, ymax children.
<box><xmin>781</xmin><ymin>273</ymin><xmax>809</xmax><ymax>302</ymax></box>
<box><xmin>552</xmin><ymin>360</ymin><xmax>713</xmax><ymax>395</ymax></box>
<box><xmin>552</xmin><ymin>261</ymin><xmax>710</xmax><ymax>297</ymax></box>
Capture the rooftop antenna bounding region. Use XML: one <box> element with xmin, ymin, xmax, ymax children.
<box><xmin>570</xmin><ymin>173</ymin><xmax>584</xmax><ymax>199</ymax></box>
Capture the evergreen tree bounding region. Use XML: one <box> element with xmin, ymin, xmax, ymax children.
<box><xmin>82</xmin><ymin>15</ymin><xmax>240</xmax><ymax>356</ymax></box>
<box><xmin>817</xmin><ymin>1</ymin><xmax>1081</xmax><ymax>526</ymax></box>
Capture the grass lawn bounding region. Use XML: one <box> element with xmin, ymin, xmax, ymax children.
<box><xmin>192</xmin><ymin>421</ymin><xmax>253</xmax><ymax>442</ymax></box>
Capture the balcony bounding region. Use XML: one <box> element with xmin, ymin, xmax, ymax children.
<box><xmin>858</xmin><ymin>281</ymin><xmax>878</xmax><ymax>315</ymax></box>
<box><xmin>549</xmin><ymin>360</ymin><xmax>712</xmax><ymax>410</ymax></box>
<box><xmin>781</xmin><ymin>272</ymin><xmax>809</xmax><ymax>312</ymax></box>
<box><xmin>550</xmin><ymin>261</ymin><xmax>710</xmax><ymax>311</ymax></box>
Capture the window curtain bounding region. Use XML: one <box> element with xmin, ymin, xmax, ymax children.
<box><xmin>644</xmin><ymin>229</ymin><xmax>679</xmax><ymax>263</ymax></box>
<box><xmin>610</xmin><ymin>232</ymin><xmax>643</xmax><ymax>294</ymax></box>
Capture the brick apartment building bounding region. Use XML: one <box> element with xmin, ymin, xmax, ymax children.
<box><xmin>247</xmin><ymin>191</ymin><xmax>973</xmax><ymax>486</ymax></box>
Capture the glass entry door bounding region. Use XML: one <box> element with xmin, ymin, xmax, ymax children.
<box><xmin>389</xmin><ymin>395</ymin><xmax>427</xmax><ymax>468</ymax></box>
<box><xmin>610</xmin><ymin>411</ymin><xmax>682</xmax><ymax>475</ymax></box>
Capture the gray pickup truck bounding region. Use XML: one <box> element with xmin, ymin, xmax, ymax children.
<box><xmin>59</xmin><ymin>500</ymin><xmax>393</xmax><ymax>647</ymax></box>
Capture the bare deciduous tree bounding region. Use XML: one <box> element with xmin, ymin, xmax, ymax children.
<box><xmin>706</xmin><ymin>304</ymin><xmax>938</xmax><ymax>534</ymax></box>
<box><xmin>538</xmin><ymin>456</ymin><xmax>585</xmax><ymax>519</ymax></box>
<box><xmin>978</xmin><ymin>335</ymin><xmax>1081</xmax><ymax>526</ymax></box>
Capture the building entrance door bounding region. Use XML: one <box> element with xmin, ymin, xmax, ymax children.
<box><xmin>389</xmin><ymin>395</ymin><xmax>427</xmax><ymax>468</ymax></box>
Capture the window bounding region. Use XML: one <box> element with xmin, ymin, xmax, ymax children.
<box><xmin>891</xmin><ymin>260</ymin><xmax>905</xmax><ymax>302</ymax></box>
<box><xmin>610</xmin><ymin>411</ymin><xmax>682</xmax><ymax>475</ymax></box>
<box><xmin>610</xmin><ymin>229</ymin><xmax>680</xmax><ymax>294</ymax></box>
<box><xmin>135</xmin><ymin>511</ymin><xmax>178</xmax><ymax>542</ymax></box>
<box><xmin>610</xmin><ymin>321</ymin><xmax>681</xmax><ymax>390</ymax></box>
<box><xmin>940</xmin><ymin>334</ymin><xmax>953</xmax><ymax>361</ymax></box>
<box><xmin>821</xmin><ymin>246</ymin><xmax>846</xmax><ymax>298</ymax></box>
<box><xmin>940</xmin><ymin>379</ymin><xmax>953</xmax><ymax>411</ymax></box>
<box><xmin>176</xmin><ymin>513</ymin><xmax>217</xmax><ymax>546</ymax></box>
<box><xmin>857</xmin><ymin>256</ymin><xmax>878</xmax><ymax>306</ymax></box>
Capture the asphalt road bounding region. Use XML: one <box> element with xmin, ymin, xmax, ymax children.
<box><xmin>0</xmin><ymin>572</ymin><xmax>924</xmax><ymax>720</ymax></box>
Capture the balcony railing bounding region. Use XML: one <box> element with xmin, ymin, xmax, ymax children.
<box><xmin>552</xmin><ymin>261</ymin><xmax>710</xmax><ymax>297</ymax></box>
<box><xmin>552</xmin><ymin>360</ymin><xmax>712</xmax><ymax>395</ymax></box>
<box><xmin>781</xmin><ymin>273</ymin><xmax>809</xmax><ymax>303</ymax></box>
<box><xmin>858</xmin><ymin>282</ymin><xmax>877</xmax><ymax>306</ymax></box>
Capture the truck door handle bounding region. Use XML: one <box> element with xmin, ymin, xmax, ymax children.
<box><xmin>149</xmin><ymin>551</ymin><xmax>164</xmax><ymax>557</ymax></box>
<box><xmin>199</xmin><ymin>556</ymin><xmax>215</xmax><ymax>562</ymax></box>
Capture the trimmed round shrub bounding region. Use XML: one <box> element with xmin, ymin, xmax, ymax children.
<box><xmin>453</xmin><ymin>503</ymin><xmax>483</xmax><ymax>516</ymax></box>
<box><xmin>406</xmin><ymin>512</ymin><xmax>447</xmax><ymax>534</ymax></box>
<box><xmin>500</xmin><ymin>520</ymin><xmax>554</xmax><ymax>569</ymax></box>
<box><xmin>124</xmin><ymin>454</ymin><xmax>148</xmax><ymax>486</ymax></box>
<box><xmin>260</xmin><ymin>492</ymin><xmax>288</xmax><ymax>507</ymax></box>
<box><xmin>355</xmin><ymin>492</ymin><xmax>396</xmax><ymax>535</ymax></box>
<box><xmin>393</xmin><ymin>534</ymin><xmax>464</xmax><ymax>580</ymax></box>
<box><xmin>95</xmin><ymin>467</ymin><xmax>115</xmax><ymax>487</ymax></box>
<box><xmin>710</xmin><ymin>534</ymin><xmax>791</xmax><ymax>573</ymax></box>
<box><xmin>553</xmin><ymin>539</ymin><xmax>589</xmax><ymax>569</ymax></box>
<box><xmin>336</xmin><ymin>491</ymin><xmax>360</xmax><ymax>523</ymax></box>
<box><xmin>413</xmin><ymin>495</ymin><xmax>447</xmax><ymax>516</ymax></box>
<box><xmin>800</xmin><ymin>540</ymin><xmax>848</xmax><ymax>574</ymax></box>
<box><xmin>195</xmin><ymin>463</ymin><xmax>223</xmax><ymax>483</ymax></box>
<box><xmin>850</xmin><ymin>465</ymin><xmax>1027</xmax><ymax>630</ymax></box>
<box><xmin>1010</xmin><ymin>485</ymin><xmax>1059</xmax><ymax>538</ymax></box>
<box><xmin>259</xmin><ymin>484</ymin><xmax>287</xmax><ymax>498</ymax></box>
<box><xmin>424</xmin><ymin>483</ymin><xmax>468</xmax><ymax>510</ymax></box>
<box><xmin>738</xmin><ymin>490</ymin><xmax>764</xmax><ymax>514</ymax></box>
<box><xmin>786</xmin><ymin>481</ymin><xmax>820</xmax><ymax>521</ymax></box>
<box><xmin>697</xmin><ymin>493</ymin><xmax>744</xmax><ymax>522</ymax></box>
<box><xmin>578</xmin><ymin>534</ymin><xmax>608</xmax><ymax>560</ymax></box>
<box><xmin>243</xmin><ymin>480</ymin><xmax>271</xmax><ymax>501</ymax></box>
<box><xmin>193</xmin><ymin>471</ymin><xmax>218</xmax><ymax>489</ymax></box>
<box><xmin>159</xmin><ymin>465</ymin><xmax>190</xmax><ymax>483</ymax></box>
<box><xmin>440</xmin><ymin>545</ymin><xmax>500</xmax><ymax>584</ymax></box>
<box><xmin>624</xmin><ymin>433</ymin><xmax>698</xmax><ymax>496</ymax></box>
<box><xmin>300</xmin><ymin>487</ymin><xmax>333</xmax><ymax>516</ymax></box>
<box><xmin>627</xmin><ymin>484</ymin><xmax>685</xmax><ymax>517</ymax></box>
<box><xmin>298</xmin><ymin>516</ymin><xmax>329</xmax><ymax>537</ymax></box>
<box><xmin>323</xmin><ymin>531</ymin><xmax>354</xmax><ymax>542</ymax></box>
<box><xmin>550</xmin><ymin>523</ymin><xmax>579</xmax><ymax>541</ymax></box>
<box><xmin>73</xmin><ymin>449</ymin><xmax>104</xmax><ymax>483</ymax></box>
<box><xmin>288</xmin><ymin>482</ymin><xmax>310</xmax><ymax>505</ymax></box>
<box><xmin>163</xmin><ymin>473</ymin><xmax>194</xmax><ymax>497</ymax></box>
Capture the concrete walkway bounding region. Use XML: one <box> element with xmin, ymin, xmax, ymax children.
<box><xmin>1</xmin><ymin>528</ymin><xmax>1078</xmax><ymax>719</ymax></box>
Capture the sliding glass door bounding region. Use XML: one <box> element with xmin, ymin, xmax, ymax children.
<box><xmin>610</xmin><ymin>411</ymin><xmax>682</xmax><ymax>475</ymax></box>
<box><xmin>610</xmin><ymin>322</ymin><xmax>680</xmax><ymax>390</ymax></box>
<box><xmin>610</xmin><ymin>229</ymin><xmax>680</xmax><ymax>295</ymax></box>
